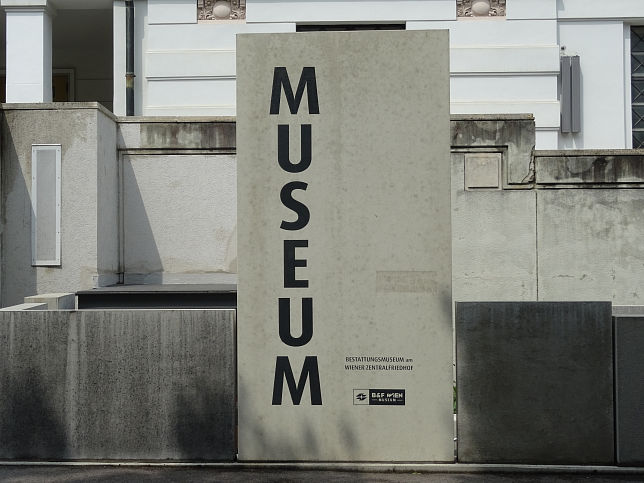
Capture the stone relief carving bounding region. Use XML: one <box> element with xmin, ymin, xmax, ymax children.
<box><xmin>457</xmin><ymin>0</ymin><xmax>506</xmax><ymax>17</ymax></box>
<box><xmin>198</xmin><ymin>0</ymin><xmax>246</xmax><ymax>21</ymax></box>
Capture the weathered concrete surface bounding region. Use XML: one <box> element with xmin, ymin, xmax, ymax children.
<box><xmin>613</xmin><ymin>306</ymin><xmax>644</xmax><ymax>316</ymax></box>
<box><xmin>237</xmin><ymin>30</ymin><xmax>453</xmax><ymax>461</ymax></box>
<box><xmin>0</xmin><ymin>310</ymin><xmax>235</xmax><ymax>460</ymax></box>
<box><xmin>451</xmin><ymin>114</ymin><xmax>535</xmax><ymax>186</ymax></box>
<box><xmin>537</xmin><ymin>189</ymin><xmax>644</xmax><ymax>304</ymax></box>
<box><xmin>535</xmin><ymin>150</ymin><xmax>644</xmax><ymax>185</ymax></box>
<box><xmin>1</xmin><ymin>103</ymin><xmax>119</xmax><ymax>307</ymax></box>
<box><xmin>24</xmin><ymin>292</ymin><xmax>75</xmax><ymax>310</ymax></box>
<box><xmin>0</xmin><ymin>303</ymin><xmax>48</xmax><ymax>311</ymax></box>
<box><xmin>614</xmin><ymin>315</ymin><xmax>644</xmax><ymax>465</ymax></box>
<box><xmin>456</xmin><ymin>302</ymin><xmax>614</xmax><ymax>464</ymax></box>
<box><xmin>451</xmin><ymin>153</ymin><xmax>536</xmax><ymax>301</ymax></box>
<box><xmin>117</xmin><ymin>118</ymin><xmax>235</xmax><ymax>151</ymax></box>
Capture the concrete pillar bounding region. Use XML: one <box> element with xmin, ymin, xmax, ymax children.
<box><xmin>2</xmin><ymin>0</ymin><xmax>54</xmax><ymax>102</ymax></box>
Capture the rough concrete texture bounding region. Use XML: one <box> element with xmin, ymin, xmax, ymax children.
<box><xmin>237</xmin><ymin>30</ymin><xmax>453</xmax><ymax>461</ymax></box>
<box><xmin>456</xmin><ymin>302</ymin><xmax>614</xmax><ymax>464</ymax></box>
<box><xmin>1</xmin><ymin>104</ymin><xmax>118</xmax><ymax>307</ymax></box>
<box><xmin>537</xmin><ymin>189</ymin><xmax>644</xmax><ymax>304</ymax></box>
<box><xmin>535</xmin><ymin>151</ymin><xmax>644</xmax><ymax>185</ymax></box>
<box><xmin>614</xmin><ymin>315</ymin><xmax>644</xmax><ymax>465</ymax></box>
<box><xmin>24</xmin><ymin>292</ymin><xmax>75</xmax><ymax>310</ymax></box>
<box><xmin>0</xmin><ymin>309</ymin><xmax>235</xmax><ymax>460</ymax></box>
<box><xmin>450</xmin><ymin>115</ymin><xmax>535</xmax><ymax>186</ymax></box>
<box><xmin>451</xmin><ymin>153</ymin><xmax>536</xmax><ymax>301</ymax></box>
<box><xmin>117</xmin><ymin>118</ymin><xmax>235</xmax><ymax>151</ymax></box>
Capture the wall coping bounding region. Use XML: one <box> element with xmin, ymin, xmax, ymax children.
<box><xmin>1</xmin><ymin>102</ymin><xmax>117</xmax><ymax>121</ymax></box>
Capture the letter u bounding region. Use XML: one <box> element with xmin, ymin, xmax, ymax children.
<box><xmin>279</xmin><ymin>297</ymin><xmax>313</xmax><ymax>346</ymax></box>
<box><xmin>278</xmin><ymin>124</ymin><xmax>312</xmax><ymax>173</ymax></box>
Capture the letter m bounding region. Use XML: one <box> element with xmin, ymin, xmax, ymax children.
<box><xmin>270</xmin><ymin>67</ymin><xmax>320</xmax><ymax>115</ymax></box>
<box><xmin>272</xmin><ymin>356</ymin><xmax>322</xmax><ymax>405</ymax></box>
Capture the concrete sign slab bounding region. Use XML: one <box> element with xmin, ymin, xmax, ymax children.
<box><xmin>456</xmin><ymin>301</ymin><xmax>614</xmax><ymax>464</ymax></box>
<box><xmin>236</xmin><ymin>30</ymin><xmax>452</xmax><ymax>461</ymax></box>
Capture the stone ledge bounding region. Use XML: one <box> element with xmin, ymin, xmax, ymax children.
<box><xmin>1</xmin><ymin>102</ymin><xmax>116</xmax><ymax>120</ymax></box>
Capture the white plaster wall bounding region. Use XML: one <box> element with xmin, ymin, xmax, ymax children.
<box><xmin>143</xmin><ymin>17</ymin><xmax>294</xmax><ymax>115</ymax></box>
<box><xmin>5</xmin><ymin>9</ymin><xmax>52</xmax><ymax>102</ymax></box>
<box><xmin>147</xmin><ymin>0</ymin><xmax>195</xmax><ymax>24</ymax></box>
<box><xmin>557</xmin><ymin>0</ymin><xmax>644</xmax><ymax>20</ymax></box>
<box><xmin>246</xmin><ymin>0</ymin><xmax>456</xmax><ymax>22</ymax></box>
<box><xmin>557</xmin><ymin>21</ymin><xmax>627</xmax><ymax>149</ymax></box>
<box><xmin>122</xmin><ymin>153</ymin><xmax>237</xmax><ymax>284</ymax></box>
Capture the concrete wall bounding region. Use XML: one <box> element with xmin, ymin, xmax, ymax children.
<box><xmin>3</xmin><ymin>112</ymin><xmax>644</xmax><ymax>307</ymax></box>
<box><xmin>1</xmin><ymin>103</ymin><xmax>119</xmax><ymax>307</ymax></box>
<box><xmin>118</xmin><ymin>118</ymin><xmax>236</xmax><ymax>285</ymax></box>
<box><xmin>0</xmin><ymin>309</ymin><xmax>235</xmax><ymax>460</ymax></box>
<box><xmin>456</xmin><ymin>301</ymin><xmax>614</xmax><ymax>464</ymax></box>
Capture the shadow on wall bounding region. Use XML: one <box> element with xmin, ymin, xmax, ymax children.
<box><xmin>121</xmin><ymin>155</ymin><xmax>163</xmax><ymax>283</ymax></box>
<box><xmin>236</xmin><ymin>379</ymin><xmax>362</xmax><ymax>461</ymax></box>
<box><xmin>0</xmin><ymin>369</ymin><xmax>68</xmax><ymax>459</ymax></box>
<box><xmin>174</xmin><ymin>376</ymin><xmax>235</xmax><ymax>461</ymax></box>
<box><xmin>1</xmin><ymin>115</ymin><xmax>37</xmax><ymax>306</ymax></box>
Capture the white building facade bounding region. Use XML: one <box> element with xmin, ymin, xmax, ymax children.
<box><xmin>1</xmin><ymin>0</ymin><xmax>642</xmax><ymax>149</ymax></box>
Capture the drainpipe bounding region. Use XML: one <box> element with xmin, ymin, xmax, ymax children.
<box><xmin>126</xmin><ymin>0</ymin><xmax>135</xmax><ymax>116</ymax></box>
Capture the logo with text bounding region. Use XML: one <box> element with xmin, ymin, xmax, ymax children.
<box><xmin>353</xmin><ymin>389</ymin><xmax>405</xmax><ymax>406</ymax></box>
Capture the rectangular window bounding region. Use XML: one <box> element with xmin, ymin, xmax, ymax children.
<box><xmin>632</xmin><ymin>27</ymin><xmax>644</xmax><ymax>148</ymax></box>
<box><xmin>31</xmin><ymin>144</ymin><xmax>61</xmax><ymax>266</ymax></box>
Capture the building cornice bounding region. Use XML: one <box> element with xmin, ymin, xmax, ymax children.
<box><xmin>1</xmin><ymin>0</ymin><xmax>56</xmax><ymax>15</ymax></box>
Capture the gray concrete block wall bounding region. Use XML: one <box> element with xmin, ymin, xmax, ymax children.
<box><xmin>456</xmin><ymin>302</ymin><xmax>614</xmax><ymax>464</ymax></box>
<box><xmin>537</xmin><ymin>189</ymin><xmax>644</xmax><ymax>304</ymax></box>
<box><xmin>24</xmin><ymin>293</ymin><xmax>75</xmax><ymax>310</ymax></box>
<box><xmin>0</xmin><ymin>309</ymin><xmax>235</xmax><ymax>460</ymax></box>
<box><xmin>614</xmin><ymin>315</ymin><xmax>644</xmax><ymax>465</ymax></box>
<box><xmin>1</xmin><ymin>104</ymin><xmax>118</xmax><ymax>307</ymax></box>
<box><xmin>451</xmin><ymin>153</ymin><xmax>537</xmax><ymax>302</ymax></box>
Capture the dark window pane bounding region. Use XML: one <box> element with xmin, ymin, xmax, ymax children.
<box><xmin>633</xmin><ymin>80</ymin><xmax>644</xmax><ymax>103</ymax></box>
<box><xmin>633</xmin><ymin>53</ymin><xmax>644</xmax><ymax>75</ymax></box>
<box><xmin>633</xmin><ymin>106</ymin><xmax>644</xmax><ymax>129</ymax></box>
<box><xmin>633</xmin><ymin>27</ymin><xmax>644</xmax><ymax>52</ymax></box>
<box><xmin>633</xmin><ymin>130</ymin><xmax>644</xmax><ymax>149</ymax></box>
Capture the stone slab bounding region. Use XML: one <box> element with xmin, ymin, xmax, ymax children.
<box><xmin>24</xmin><ymin>293</ymin><xmax>75</xmax><ymax>310</ymax></box>
<box><xmin>464</xmin><ymin>152</ymin><xmax>501</xmax><ymax>189</ymax></box>
<box><xmin>456</xmin><ymin>302</ymin><xmax>614</xmax><ymax>464</ymax></box>
<box><xmin>0</xmin><ymin>309</ymin><xmax>235</xmax><ymax>460</ymax></box>
<box><xmin>613</xmin><ymin>305</ymin><xmax>644</xmax><ymax>316</ymax></box>
<box><xmin>237</xmin><ymin>30</ymin><xmax>453</xmax><ymax>461</ymax></box>
<box><xmin>614</xmin><ymin>315</ymin><xmax>644</xmax><ymax>465</ymax></box>
<box><xmin>0</xmin><ymin>303</ymin><xmax>48</xmax><ymax>311</ymax></box>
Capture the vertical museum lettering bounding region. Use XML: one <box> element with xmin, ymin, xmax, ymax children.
<box><xmin>270</xmin><ymin>67</ymin><xmax>322</xmax><ymax>405</ymax></box>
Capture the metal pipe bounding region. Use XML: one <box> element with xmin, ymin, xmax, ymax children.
<box><xmin>125</xmin><ymin>0</ymin><xmax>135</xmax><ymax>116</ymax></box>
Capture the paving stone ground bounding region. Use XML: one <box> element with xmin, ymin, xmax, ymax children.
<box><xmin>1</xmin><ymin>467</ymin><xmax>644</xmax><ymax>483</ymax></box>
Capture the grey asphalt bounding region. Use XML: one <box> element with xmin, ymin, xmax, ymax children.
<box><xmin>1</xmin><ymin>467</ymin><xmax>644</xmax><ymax>483</ymax></box>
